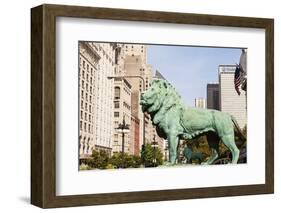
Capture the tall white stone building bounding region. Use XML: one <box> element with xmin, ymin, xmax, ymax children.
<box><xmin>94</xmin><ymin>43</ymin><xmax>115</xmax><ymax>152</ymax></box>
<box><xmin>79</xmin><ymin>42</ymin><xmax>99</xmax><ymax>157</ymax></box>
<box><xmin>79</xmin><ymin>42</ymin><xmax>164</xmax><ymax>159</ymax></box>
<box><xmin>123</xmin><ymin>44</ymin><xmax>147</xmax><ymax>63</ymax></box>
<box><xmin>79</xmin><ymin>42</ymin><xmax>115</xmax><ymax>157</ymax></box>
<box><xmin>112</xmin><ymin>78</ymin><xmax>132</xmax><ymax>153</ymax></box>
<box><xmin>194</xmin><ymin>97</ymin><xmax>206</xmax><ymax>108</ymax></box>
<box><xmin>219</xmin><ymin>65</ymin><xmax>247</xmax><ymax>128</ymax></box>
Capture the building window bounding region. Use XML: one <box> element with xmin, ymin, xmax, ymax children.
<box><xmin>114</xmin><ymin>112</ymin><xmax>119</xmax><ymax>117</ymax></box>
<box><xmin>86</xmin><ymin>93</ymin><xmax>88</xmax><ymax>101</ymax></box>
<box><xmin>81</xmin><ymin>90</ymin><xmax>84</xmax><ymax>99</ymax></box>
<box><xmin>82</xmin><ymin>80</ymin><xmax>84</xmax><ymax>89</ymax></box>
<box><xmin>81</xmin><ymin>100</ymin><xmax>83</xmax><ymax>109</ymax></box>
<box><xmin>88</xmin><ymin>124</ymin><xmax>91</xmax><ymax>132</ymax></box>
<box><xmin>89</xmin><ymin>115</ymin><xmax>91</xmax><ymax>122</ymax></box>
<box><xmin>89</xmin><ymin>105</ymin><xmax>91</xmax><ymax>113</ymax></box>
<box><xmin>114</xmin><ymin>101</ymin><xmax>120</xmax><ymax>108</ymax></box>
<box><xmin>85</xmin><ymin>103</ymin><xmax>88</xmax><ymax>111</ymax></box>
<box><xmin>80</xmin><ymin>121</ymin><xmax>82</xmax><ymax>130</ymax></box>
<box><xmin>80</xmin><ymin>110</ymin><xmax>83</xmax><ymax>119</ymax></box>
<box><xmin>85</xmin><ymin>112</ymin><xmax>87</xmax><ymax>121</ymax></box>
<box><xmin>114</xmin><ymin>87</ymin><xmax>120</xmax><ymax>99</ymax></box>
<box><xmin>86</xmin><ymin>64</ymin><xmax>89</xmax><ymax>72</ymax></box>
<box><xmin>84</xmin><ymin>122</ymin><xmax>86</xmax><ymax>131</ymax></box>
<box><xmin>83</xmin><ymin>60</ymin><xmax>85</xmax><ymax>68</ymax></box>
<box><xmin>90</xmin><ymin>95</ymin><xmax>92</xmax><ymax>103</ymax></box>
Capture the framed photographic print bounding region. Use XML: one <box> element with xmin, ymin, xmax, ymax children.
<box><xmin>31</xmin><ymin>4</ymin><xmax>274</xmax><ymax>208</ymax></box>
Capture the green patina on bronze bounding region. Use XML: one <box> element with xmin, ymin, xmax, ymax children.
<box><xmin>140</xmin><ymin>79</ymin><xmax>243</xmax><ymax>165</ymax></box>
<box><xmin>183</xmin><ymin>147</ymin><xmax>203</xmax><ymax>164</ymax></box>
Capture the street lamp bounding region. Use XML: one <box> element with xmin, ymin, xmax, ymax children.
<box><xmin>151</xmin><ymin>135</ymin><xmax>158</xmax><ymax>167</ymax></box>
<box><xmin>107</xmin><ymin>75</ymin><xmax>146</xmax><ymax>147</ymax></box>
<box><xmin>116</xmin><ymin>116</ymin><xmax>130</xmax><ymax>168</ymax></box>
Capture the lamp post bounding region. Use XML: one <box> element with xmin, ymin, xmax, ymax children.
<box><xmin>107</xmin><ymin>75</ymin><xmax>146</xmax><ymax>147</ymax></box>
<box><xmin>164</xmin><ymin>140</ymin><xmax>169</xmax><ymax>162</ymax></box>
<box><xmin>151</xmin><ymin>135</ymin><xmax>158</xmax><ymax>167</ymax></box>
<box><xmin>116</xmin><ymin>116</ymin><xmax>130</xmax><ymax>168</ymax></box>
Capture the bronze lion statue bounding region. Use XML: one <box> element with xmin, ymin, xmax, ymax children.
<box><xmin>140</xmin><ymin>79</ymin><xmax>245</xmax><ymax>165</ymax></box>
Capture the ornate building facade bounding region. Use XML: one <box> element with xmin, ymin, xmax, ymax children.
<box><xmin>112</xmin><ymin>78</ymin><xmax>132</xmax><ymax>153</ymax></box>
<box><xmin>219</xmin><ymin>65</ymin><xmax>247</xmax><ymax>128</ymax></box>
<box><xmin>79</xmin><ymin>42</ymin><xmax>115</xmax><ymax>158</ymax></box>
<box><xmin>79</xmin><ymin>42</ymin><xmax>164</xmax><ymax>160</ymax></box>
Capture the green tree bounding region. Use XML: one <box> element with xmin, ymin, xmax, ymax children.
<box><xmin>142</xmin><ymin>144</ymin><xmax>163</xmax><ymax>167</ymax></box>
<box><xmin>86</xmin><ymin>150</ymin><xmax>109</xmax><ymax>169</ymax></box>
<box><xmin>108</xmin><ymin>152</ymin><xmax>123</xmax><ymax>168</ymax></box>
<box><xmin>109</xmin><ymin>152</ymin><xmax>142</xmax><ymax>168</ymax></box>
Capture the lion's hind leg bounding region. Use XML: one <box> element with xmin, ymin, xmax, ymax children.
<box><xmin>221</xmin><ymin>134</ymin><xmax>240</xmax><ymax>164</ymax></box>
<box><xmin>202</xmin><ymin>132</ymin><xmax>219</xmax><ymax>165</ymax></box>
<box><xmin>202</xmin><ymin>148</ymin><xmax>218</xmax><ymax>165</ymax></box>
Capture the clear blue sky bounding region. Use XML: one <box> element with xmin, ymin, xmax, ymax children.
<box><xmin>147</xmin><ymin>45</ymin><xmax>242</xmax><ymax>106</ymax></box>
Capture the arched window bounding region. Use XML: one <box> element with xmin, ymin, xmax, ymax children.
<box><xmin>114</xmin><ymin>87</ymin><xmax>120</xmax><ymax>99</ymax></box>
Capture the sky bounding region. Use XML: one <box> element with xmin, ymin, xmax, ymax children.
<box><xmin>147</xmin><ymin>45</ymin><xmax>242</xmax><ymax>106</ymax></box>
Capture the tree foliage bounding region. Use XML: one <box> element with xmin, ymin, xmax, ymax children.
<box><xmin>141</xmin><ymin>144</ymin><xmax>163</xmax><ymax>167</ymax></box>
<box><xmin>85</xmin><ymin>150</ymin><xmax>109</xmax><ymax>169</ymax></box>
<box><xmin>80</xmin><ymin>150</ymin><xmax>142</xmax><ymax>170</ymax></box>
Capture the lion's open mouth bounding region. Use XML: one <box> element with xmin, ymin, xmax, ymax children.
<box><xmin>139</xmin><ymin>99</ymin><xmax>145</xmax><ymax>105</ymax></box>
<box><xmin>140</xmin><ymin>98</ymin><xmax>150</xmax><ymax>112</ymax></box>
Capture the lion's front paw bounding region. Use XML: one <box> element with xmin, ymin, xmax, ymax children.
<box><xmin>162</xmin><ymin>162</ymin><xmax>176</xmax><ymax>167</ymax></box>
<box><xmin>201</xmin><ymin>162</ymin><xmax>210</xmax><ymax>165</ymax></box>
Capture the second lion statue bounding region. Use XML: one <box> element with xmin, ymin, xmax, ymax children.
<box><xmin>140</xmin><ymin>79</ymin><xmax>245</xmax><ymax>165</ymax></box>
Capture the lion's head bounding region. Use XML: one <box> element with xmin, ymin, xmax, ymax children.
<box><xmin>140</xmin><ymin>79</ymin><xmax>182</xmax><ymax>113</ymax></box>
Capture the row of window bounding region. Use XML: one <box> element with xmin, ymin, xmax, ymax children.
<box><xmin>123</xmin><ymin>102</ymin><xmax>131</xmax><ymax>110</ymax></box>
<box><xmin>125</xmin><ymin>49</ymin><xmax>144</xmax><ymax>53</ymax></box>
<box><xmin>80</xmin><ymin>100</ymin><xmax>93</xmax><ymax>113</ymax></box>
<box><xmin>81</xmin><ymin>70</ymin><xmax>95</xmax><ymax>84</ymax></box>
<box><xmin>114</xmin><ymin>101</ymin><xmax>131</xmax><ymax>110</ymax></box>
<box><xmin>123</xmin><ymin>87</ymin><xmax>130</xmax><ymax>96</ymax></box>
<box><xmin>80</xmin><ymin>121</ymin><xmax>112</xmax><ymax>136</ymax></box>
<box><xmin>114</xmin><ymin>86</ymin><xmax>131</xmax><ymax>99</ymax></box>
<box><xmin>100</xmin><ymin>47</ymin><xmax>114</xmax><ymax>65</ymax></box>
<box><xmin>81</xmin><ymin>59</ymin><xmax>95</xmax><ymax>75</ymax></box>
<box><xmin>81</xmin><ymin>90</ymin><xmax>94</xmax><ymax>103</ymax></box>
<box><xmin>81</xmin><ymin>80</ymin><xmax>94</xmax><ymax>94</ymax></box>
<box><xmin>80</xmin><ymin>121</ymin><xmax>93</xmax><ymax>134</ymax></box>
<box><xmin>80</xmin><ymin>110</ymin><xmax>93</xmax><ymax>122</ymax></box>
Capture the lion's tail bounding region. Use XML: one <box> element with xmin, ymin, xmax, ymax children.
<box><xmin>231</xmin><ymin>115</ymin><xmax>246</xmax><ymax>143</ymax></box>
